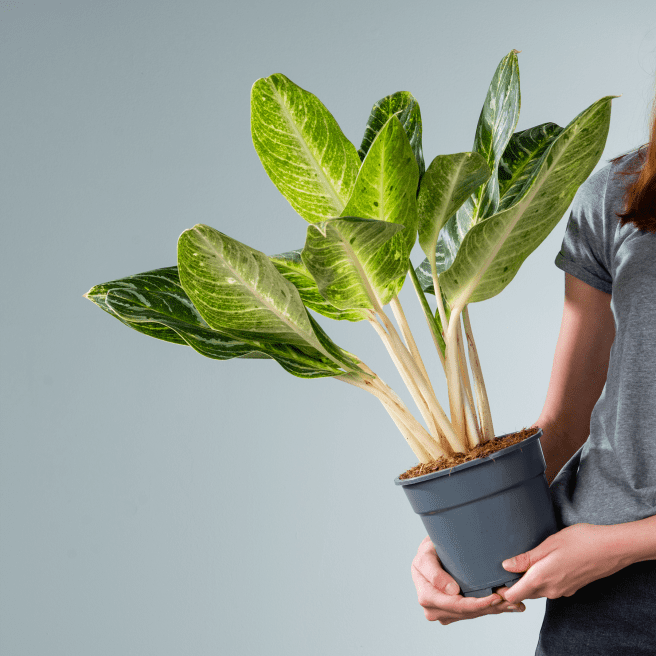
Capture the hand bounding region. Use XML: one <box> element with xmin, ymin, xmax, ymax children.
<box><xmin>498</xmin><ymin>523</ymin><xmax>630</xmax><ymax>604</ymax></box>
<box><xmin>411</xmin><ymin>536</ymin><xmax>525</xmax><ymax>624</ymax></box>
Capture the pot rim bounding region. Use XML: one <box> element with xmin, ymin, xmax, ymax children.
<box><xmin>394</xmin><ymin>428</ymin><xmax>543</xmax><ymax>487</ymax></box>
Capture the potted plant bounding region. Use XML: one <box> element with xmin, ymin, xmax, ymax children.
<box><xmin>85</xmin><ymin>49</ymin><xmax>616</xmax><ymax>597</ymax></box>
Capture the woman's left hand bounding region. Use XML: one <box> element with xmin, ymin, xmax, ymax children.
<box><xmin>496</xmin><ymin>523</ymin><xmax>633</xmax><ymax>604</ymax></box>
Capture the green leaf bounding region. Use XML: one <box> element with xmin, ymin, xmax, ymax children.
<box><xmin>439</xmin><ymin>95</ymin><xmax>617</xmax><ymax>308</ymax></box>
<box><xmin>498</xmin><ymin>122</ymin><xmax>564</xmax><ymax>210</ymax></box>
<box><xmin>177</xmin><ymin>224</ymin><xmax>360</xmax><ymax>374</ymax></box>
<box><xmin>250</xmin><ymin>73</ymin><xmax>361</xmax><ymax>224</ymax></box>
<box><xmin>417</xmin><ymin>152</ymin><xmax>491</xmax><ymax>259</ymax></box>
<box><xmin>358</xmin><ymin>91</ymin><xmax>425</xmax><ymax>175</ymax></box>
<box><xmin>86</xmin><ymin>267</ymin><xmax>199</xmax><ymax>346</ymax></box>
<box><xmin>86</xmin><ymin>267</ymin><xmax>349</xmax><ymax>378</ymax></box>
<box><xmin>417</xmin><ymin>50</ymin><xmax>522</xmax><ymax>291</ymax></box>
<box><xmin>342</xmin><ymin>115</ymin><xmax>419</xmax><ymax>299</ymax></box>
<box><xmin>301</xmin><ymin>217</ymin><xmax>406</xmax><ymax>313</ymax></box>
<box><xmin>471</xmin><ymin>49</ymin><xmax>522</xmax><ymax>221</ymax></box>
<box><xmin>269</xmin><ymin>250</ymin><xmax>365</xmax><ymax>322</ymax></box>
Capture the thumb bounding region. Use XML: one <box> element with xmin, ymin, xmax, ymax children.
<box><xmin>502</xmin><ymin>548</ymin><xmax>539</xmax><ymax>573</ymax></box>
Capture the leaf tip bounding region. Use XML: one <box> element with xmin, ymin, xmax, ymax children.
<box><xmin>512</xmin><ymin>49</ymin><xmax>522</xmax><ymax>54</ymax></box>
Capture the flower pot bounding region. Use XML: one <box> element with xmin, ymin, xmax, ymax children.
<box><xmin>395</xmin><ymin>429</ymin><xmax>557</xmax><ymax>597</ymax></box>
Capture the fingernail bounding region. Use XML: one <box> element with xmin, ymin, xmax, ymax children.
<box><xmin>506</xmin><ymin>605</ymin><xmax>522</xmax><ymax>612</ymax></box>
<box><xmin>490</xmin><ymin>597</ymin><xmax>503</xmax><ymax>605</ymax></box>
<box><xmin>445</xmin><ymin>582</ymin><xmax>459</xmax><ymax>595</ymax></box>
<box><xmin>502</xmin><ymin>558</ymin><xmax>515</xmax><ymax>569</ymax></box>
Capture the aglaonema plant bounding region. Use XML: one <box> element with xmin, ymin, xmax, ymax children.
<box><xmin>86</xmin><ymin>49</ymin><xmax>616</xmax><ymax>468</ymax></box>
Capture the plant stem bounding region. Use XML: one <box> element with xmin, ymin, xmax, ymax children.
<box><xmin>461</xmin><ymin>378</ymin><xmax>480</xmax><ymax>450</ymax></box>
<box><xmin>367</xmin><ymin>317</ymin><xmax>441</xmax><ymax>440</ymax></box>
<box><xmin>337</xmin><ymin>370</ymin><xmax>443</xmax><ymax>462</ymax></box>
<box><xmin>456</xmin><ymin>313</ymin><xmax>481</xmax><ymax>447</ymax></box>
<box><xmin>431</xmin><ymin>258</ymin><xmax>449</xmax><ymax>336</ymax></box>
<box><xmin>462</xmin><ymin>306</ymin><xmax>495</xmax><ymax>442</ymax></box>
<box><xmin>444</xmin><ymin>305</ymin><xmax>468</xmax><ymax>452</ymax></box>
<box><xmin>369</xmin><ymin>312</ymin><xmax>459</xmax><ymax>455</ymax></box>
<box><xmin>389</xmin><ymin>296</ymin><xmax>435</xmax><ymax>397</ymax></box>
<box><xmin>409</xmin><ymin>265</ymin><xmax>446</xmax><ymax>369</ymax></box>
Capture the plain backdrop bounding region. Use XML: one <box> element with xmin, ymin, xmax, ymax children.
<box><xmin>2</xmin><ymin>1</ymin><xmax>656</xmax><ymax>654</ymax></box>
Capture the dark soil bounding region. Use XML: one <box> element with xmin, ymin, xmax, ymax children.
<box><xmin>398</xmin><ymin>426</ymin><xmax>541</xmax><ymax>480</ymax></box>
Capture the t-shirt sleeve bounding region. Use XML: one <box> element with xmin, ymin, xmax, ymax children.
<box><xmin>554</xmin><ymin>166</ymin><xmax>613</xmax><ymax>295</ymax></box>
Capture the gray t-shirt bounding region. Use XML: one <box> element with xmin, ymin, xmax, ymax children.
<box><xmin>550</xmin><ymin>146</ymin><xmax>656</xmax><ymax>528</ymax></box>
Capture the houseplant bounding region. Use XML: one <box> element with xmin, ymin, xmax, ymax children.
<box><xmin>85</xmin><ymin>49</ymin><xmax>616</xmax><ymax>596</ymax></box>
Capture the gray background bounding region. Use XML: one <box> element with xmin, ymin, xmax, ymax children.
<box><xmin>2</xmin><ymin>1</ymin><xmax>655</xmax><ymax>654</ymax></box>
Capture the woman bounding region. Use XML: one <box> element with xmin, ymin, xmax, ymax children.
<box><xmin>411</xmin><ymin>96</ymin><xmax>656</xmax><ymax>654</ymax></box>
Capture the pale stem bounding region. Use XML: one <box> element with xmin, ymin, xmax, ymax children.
<box><xmin>389</xmin><ymin>295</ymin><xmax>436</xmax><ymax>397</ymax></box>
<box><xmin>462</xmin><ymin>306</ymin><xmax>495</xmax><ymax>442</ymax></box>
<box><xmin>431</xmin><ymin>257</ymin><xmax>449</xmax><ymax>338</ymax></box>
<box><xmin>369</xmin><ymin>375</ymin><xmax>451</xmax><ymax>458</ymax></box>
<box><xmin>367</xmin><ymin>316</ymin><xmax>442</xmax><ymax>443</ymax></box>
<box><xmin>336</xmin><ymin>371</ymin><xmax>441</xmax><ymax>462</ymax></box>
<box><xmin>355</xmin><ymin>362</ymin><xmax>448</xmax><ymax>458</ymax></box>
<box><xmin>444</xmin><ymin>305</ymin><xmax>468</xmax><ymax>452</ymax></box>
<box><xmin>456</xmin><ymin>314</ymin><xmax>481</xmax><ymax>447</ymax></box>
<box><xmin>370</xmin><ymin>313</ymin><xmax>460</xmax><ymax>455</ymax></box>
<box><xmin>409</xmin><ymin>265</ymin><xmax>446</xmax><ymax>371</ymax></box>
<box><xmin>461</xmin><ymin>378</ymin><xmax>481</xmax><ymax>450</ymax></box>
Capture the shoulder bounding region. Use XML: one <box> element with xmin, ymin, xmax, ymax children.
<box><xmin>572</xmin><ymin>146</ymin><xmax>645</xmax><ymax>215</ymax></box>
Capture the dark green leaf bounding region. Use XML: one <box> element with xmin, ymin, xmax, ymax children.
<box><xmin>358</xmin><ymin>91</ymin><xmax>425</xmax><ymax>175</ymax></box>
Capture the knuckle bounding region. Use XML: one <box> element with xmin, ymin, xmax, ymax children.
<box><xmin>424</xmin><ymin>609</ymin><xmax>441</xmax><ymax>622</ymax></box>
<box><xmin>416</xmin><ymin>592</ymin><xmax>431</xmax><ymax>608</ymax></box>
<box><xmin>430</xmin><ymin>574</ymin><xmax>446</xmax><ymax>591</ymax></box>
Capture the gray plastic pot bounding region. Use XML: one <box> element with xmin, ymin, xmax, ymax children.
<box><xmin>395</xmin><ymin>429</ymin><xmax>557</xmax><ymax>597</ymax></box>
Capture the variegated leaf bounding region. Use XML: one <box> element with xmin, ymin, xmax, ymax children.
<box><xmin>269</xmin><ymin>250</ymin><xmax>364</xmax><ymax>322</ymax></box>
<box><xmin>301</xmin><ymin>217</ymin><xmax>406</xmax><ymax>312</ymax></box>
<box><xmin>250</xmin><ymin>73</ymin><xmax>360</xmax><ymax>224</ymax></box>
<box><xmin>85</xmin><ymin>267</ymin><xmax>348</xmax><ymax>378</ymax></box>
<box><xmin>417</xmin><ymin>152</ymin><xmax>491</xmax><ymax>258</ymax></box>
<box><xmin>358</xmin><ymin>91</ymin><xmax>425</xmax><ymax>175</ymax></box>
<box><xmin>341</xmin><ymin>115</ymin><xmax>418</xmax><ymax>299</ymax></box>
<box><xmin>440</xmin><ymin>95</ymin><xmax>616</xmax><ymax>308</ymax></box>
<box><xmin>177</xmin><ymin>224</ymin><xmax>360</xmax><ymax>373</ymax></box>
<box><xmin>86</xmin><ymin>267</ymin><xmax>198</xmax><ymax>346</ymax></box>
<box><xmin>416</xmin><ymin>50</ymin><xmax>521</xmax><ymax>291</ymax></box>
<box><xmin>497</xmin><ymin>122</ymin><xmax>564</xmax><ymax>210</ymax></box>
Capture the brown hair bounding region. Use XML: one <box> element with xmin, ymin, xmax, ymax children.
<box><xmin>608</xmin><ymin>92</ymin><xmax>656</xmax><ymax>232</ymax></box>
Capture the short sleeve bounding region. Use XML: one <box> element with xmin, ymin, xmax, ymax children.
<box><xmin>554</xmin><ymin>165</ymin><xmax>613</xmax><ymax>295</ymax></box>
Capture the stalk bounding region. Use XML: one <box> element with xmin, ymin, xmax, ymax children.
<box><xmin>444</xmin><ymin>304</ymin><xmax>467</xmax><ymax>450</ymax></box>
<box><xmin>456</xmin><ymin>313</ymin><xmax>481</xmax><ymax>447</ymax></box>
<box><xmin>431</xmin><ymin>258</ymin><xmax>449</xmax><ymax>337</ymax></box>
<box><xmin>358</xmin><ymin>362</ymin><xmax>451</xmax><ymax>458</ymax></box>
<box><xmin>462</xmin><ymin>306</ymin><xmax>495</xmax><ymax>442</ymax></box>
<box><xmin>370</xmin><ymin>312</ymin><xmax>460</xmax><ymax>455</ymax></box>
<box><xmin>367</xmin><ymin>317</ymin><xmax>443</xmax><ymax>445</ymax></box>
<box><xmin>389</xmin><ymin>295</ymin><xmax>435</xmax><ymax>397</ymax></box>
<box><xmin>337</xmin><ymin>370</ymin><xmax>444</xmax><ymax>462</ymax></box>
<box><xmin>461</xmin><ymin>378</ymin><xmax>481</xmax><ymax>450</ymax></box>
<box><xmin>409</xmin><ymin>265</ymin><xmax>446</xmax><ymax>370</ymax></box>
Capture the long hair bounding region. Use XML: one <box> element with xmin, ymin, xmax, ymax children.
<box><xmin>608</xmin><ymin>91</ymin><xmax>656</xmax><ymax>232</ymax></box>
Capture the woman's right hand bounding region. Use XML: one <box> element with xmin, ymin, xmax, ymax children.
<box><xmin>411</xmin><ymin>536</ymin><xmax>526</xmax><ymax>624</ymax></box>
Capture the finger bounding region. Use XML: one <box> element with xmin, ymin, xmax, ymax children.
<box><xmin>425</xmin><ymin>595</ymin><xmax>512</xmax><ymax>623</ymax></box>
<box><xmin>487</xmin><ymin>586</ymin><xmax>526</xmax><ymax>612</ymax></box>
<box><xmin>413</xmin><ymin>539</ymin><xmax>460</xmax><ymax>596</ymax></box>
<box><xmin>497</xmin><ymin>572</ymin><xmax>542</xmax><ymax>605</ymax></box>
<box><xmin>502</xmin><ymin>537</ymin><xmax>555</xmax><ymax>574</ymax></box>
<box><xmin>413</xmin><ymin>564</ymin><xmax>504</xmax><ymax>615</ymax></box>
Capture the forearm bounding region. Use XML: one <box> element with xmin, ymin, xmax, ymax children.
<box><xmin>608</xmin><ymin>515</ymin><xmax>656</xmax><ymax>567</ymax></box>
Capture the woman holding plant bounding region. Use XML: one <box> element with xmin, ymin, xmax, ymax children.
<box><xmin>85</xmin><ymin>48</ymin><xmax>653</xmax><ymax>654</ymax></box>
<box><xmin>412</xmin><ymin>122</ymin><xmax>656</xmax><ymax>653</ymax></box>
